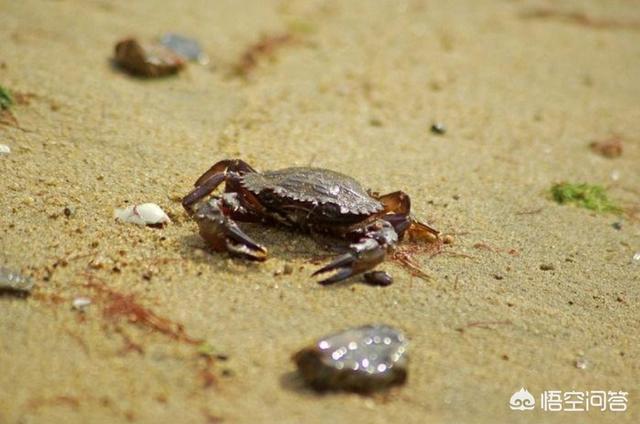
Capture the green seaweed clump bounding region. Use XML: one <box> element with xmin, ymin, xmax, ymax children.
<box><xmin>0</xmin><ymin>85</ymin><xmax>13</xmax><ymax>110</ymax></box>
<box><xmin>551</xmin><ymin>182</ymin><xmax>620</xmax><ymax>213</ymax></box>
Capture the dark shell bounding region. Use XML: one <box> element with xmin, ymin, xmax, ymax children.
<box><xmin>0</xmin><ymin>267</ymin><xmax>34</xmax><ymax>293</ymax></box>
<box><xmin>364</xmin><ymin>271</ymin><xmax>393</xmax><ymax>286</ymax></box>
<box><xmin>114</xmin><ymin>38</ymin><xmax>185</xmax><ymax>77</ymax></box>
<box><xmin>292</xmin><ymin>324</ymin><xmax>408</xmax><ymax>393</ymax></box>
<box><xmin>241</xmin><ymin>167</ymin><xmax>383</xmax><ymax>215</ymax></box>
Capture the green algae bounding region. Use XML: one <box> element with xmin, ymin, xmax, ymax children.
<box><xmin>0</xmin><ymin>85</ymin><xmax>13</xmax><ymax>110</ymax></box>
<box><xmin>551</xmin><ymin>182</ymin><xmax>621</xmax><ymax>213</ymax></box>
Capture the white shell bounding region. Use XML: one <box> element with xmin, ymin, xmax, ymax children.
<box><xmin>114</xmin><ymin>203</ymin><xmax>171</xmax><ymax>226</ymax></box>
<box><xmin>72</xmin><ymin>297</ymin><xmax>92</xmax><ymax>310</ymax></box>
<box><xmin>0</xmin><ymin>144</ymin><xmax>10</xmax><ymax>155</ymax></box>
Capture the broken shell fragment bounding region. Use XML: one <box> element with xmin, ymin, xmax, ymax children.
<box><xmin>72</xmin><ymin>297</ymin><xmax>92</xmax><ymax>311</ymax></box>
<box><xmin>159</xmin><ymin>33</ymin><xmax>209</xmax><ymax>65</ymax></box>
<box><xmin>0</xmin><ymin>267</ymin><xmax>34</xmax><ymax>293</ymax></box>
<box><xmin>114</xmin><ymin>38</ymin><xmax>185</xmax><ymax>77</ymax></box>
<box><xmin>114</xmin><ymin>203</ymin><xmax>171</xmax><ymax>227</ymax></box>
<box><xmin>293</xmin><ymin>324</ymin><xmax>408</xmax><ymax>393</ymax></box>
<box><xmin>0</xmin><ymin>144</ymin><xmax>10</xmax><ymax>155</ymax></box>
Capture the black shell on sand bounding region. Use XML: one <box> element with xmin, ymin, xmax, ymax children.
<box><xmin>0</xmin><ymin>267</ymin><xmax>34</xmax><ymax>293</ymax></box>
<box><xmin>241</xmin><ymin>167</ymin><xmax>383</xmax><ymax>215</ymax></box>
<box><xmin>292</xmin><ymin>324</ymin><xmax>408</xmax><ymax>393</ymax></box>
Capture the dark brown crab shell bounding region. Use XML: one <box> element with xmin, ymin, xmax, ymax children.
<box><xmin>240</xmin><ymin>167</ymin><xmax>384</xmax><ymax>216</ymax></box>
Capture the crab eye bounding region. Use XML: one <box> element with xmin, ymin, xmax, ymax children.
<box><xmin>322</xmin><ymin>203</ymin><xmax>341</xmax><ymax>218</ymax></box>
<box><xmin>259</xmin><ymin>190</ymin><xmax>280</xmax><ymax>206</ymax></box>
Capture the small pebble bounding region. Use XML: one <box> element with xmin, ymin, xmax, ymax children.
<box><xmin>273</xmin><ymin>264</ymin><xmax>293</xmax><ymax>276</ymax></box>
<box><xmin>611</xmin><ymin>222</ymin><xmax>622</xmax><ymax>230</ymax></box>
<box><xmin>0</xmin><ymin>267</ymin><xmax>34</xmax><ymax>293</ymax></box>
<box><xmin>115</xmin><ymin>203</ymin><xmax>171</xmax><ymax>227</ymax></box>
<box><xmin>63</xmin><ymin>206</ymin><xmax>76</xmax><ymax>218</ymax></box>
<box><xmin>114</xmin><ymin>38</ymin><xmax>185</xmax><ymax>77</ymax></box>
<box><xmin>632</xmin><ymin>252</ymin><xmax>640</xmax><ymax>264</ymax></box>
<box><xmin>590</xmin><ymin>137</ymin><xmax>623</xmax><ymax>158</ymax></box>
<box><xmin>0</xmin><ymin>144</ymin><xmax>10</xmax><ymax>155</ymax></box>
<box><xmin>293</xmin><ymin>324</ymin><xmax>408</xmax><ymax>393</ymax></box>
<box><xmin>430</xmin><ymin>122</ymin><xmax>446</xmax><ymax>135</ymax></box>
<box><xmin>89</xmin><ymin>255</ymin><xmax>113</xmax><ymax>270</ymax></box>
<box><xmin>442</xmin><ymin>234</ymin><xmax>454</xmax><ymax>244</ymax></box>
<box><xmin>72</xmin><ymin>297</ymin><xmax>92</xmax><ymax>311</ymax></box>
<box><xmin>159</xmin><ymin>33</ymin><xmax>209</xmax><ymax>65</ymax></box>
<box><xmin>364</xmin><ymin>271</ymin><xmax>393</xmax><ymax>286</ymax></box>
<box><xmin>539</xmin><ymin>264</ymin><xmax>555</xmax><ymax>271</ymax></box>
<box><xmin>575</xmin><ymin>357</ymin><xmax>588</xmax><ymax>370</ymax></box>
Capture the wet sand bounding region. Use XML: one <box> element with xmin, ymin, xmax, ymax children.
<box><xmin>1</xmin><ymin>1</ymin><xmax>639</xmax><ymax>423</ymax></box>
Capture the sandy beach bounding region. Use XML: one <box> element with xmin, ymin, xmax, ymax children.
<box><xmin>1</xmin><ymin>0</ymin><xmax>639</xmax><ymax>423</ymax></box>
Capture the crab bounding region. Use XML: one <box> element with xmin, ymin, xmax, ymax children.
<box><xmin>182</xmin><ymin>159</ymin><xmax>439</xmax><ymax>285</ymax></box>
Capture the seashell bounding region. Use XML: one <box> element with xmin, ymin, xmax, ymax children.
<box><xmin>114</xmin><ymin>203</ymin><xmax>171</xmax><ymax>227</ymax></box>
<box><xmin>72</xmin><ymin>297</ymin><xmax>92</xmax><ymax>311</ymax></box>
<box><xmin>293</xmin><ymin>324</ymin><xmax>408</xmax><ymax>392</ymax></box>
<box><xmin>159</xmin><ymin>33</ymin><xmax>209</xmax><ymax>65</ymax></box>
<box><xmin>0</xmin><ymin>267</ymin><xmax>34</xmax><ymax>293</ymax></box>
<box><xmin>114</xmin><ymin>38</ymin><xmax>185</xmax><ymax>77</ymax></box>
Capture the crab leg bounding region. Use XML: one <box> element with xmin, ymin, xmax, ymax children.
<box><xmin>183</xmin><ymin>172</ymin><xmax>226</xmax><ymax>210</ymax></box>
<box><xmin>183</xmin><ymin>159</ymin><xmax>256</xmax><ymax>211</ymax></box>
<box><xmin>313</xmin><ymin>220</ymin><xmax>398</xmax><ymax>285</ymax></box>
<box><xmin>192</xmin><ymin>195</ymin><xmax>267</xmax><ymax>261</ymax></box>
<box><xmin>194</xmin><ymin>159</ymin><xmax>255</xmax><ymax>187</ymax></box>
<box><xmin>377</xmin><ymin>191</ymin><xmax>439</xmax><ymax>241</ymax></box>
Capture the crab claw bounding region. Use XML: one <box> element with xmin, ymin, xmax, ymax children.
<box><xmin>312</xmin><ymin>239</ymin><xmax>386</xmax><ymax>285</ymax></box>
<box><xmin>194</xmin><ymin>199</ymin><xmax>267</xmax><ymax>261</ymax></box>
<box><xmin>406</xmin><ymin>217</ymin><xmax>440</xmax><ymax>242</ymax></box>
<box><xmin>223</xmin><ymin>221</ymin><xmax>268</xmax><ymax>261</ymax></box>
